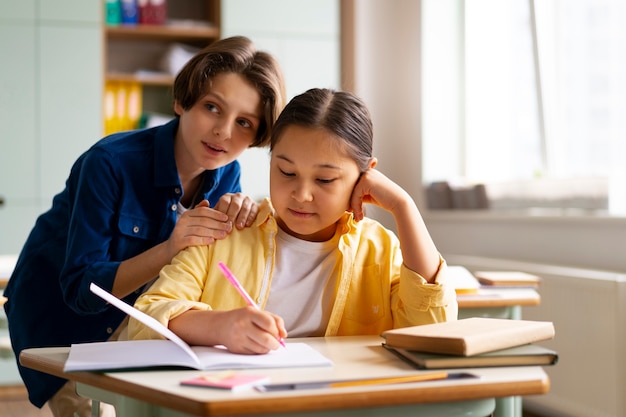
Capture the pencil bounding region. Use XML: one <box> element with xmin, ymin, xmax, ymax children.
<box><xmin>218</xmin><ymin>262</ymin><xmax>287</xmax><ymax>348</ymax></box>
<box><xmin>329</xmin><ymin>372</ymin><xmax>449</xmax><ymax>388</ymax></box>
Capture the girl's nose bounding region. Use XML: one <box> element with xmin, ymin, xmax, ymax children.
<box><xmin>291</xmin><ymin>182</ymin><xmax>313</xmax><ymax>202</ymax></box>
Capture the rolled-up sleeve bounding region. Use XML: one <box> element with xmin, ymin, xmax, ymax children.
<box><xmin>394</xmin><ymin>256</ymin><xmax>458</xmax><ymax>327</ymax></box>
<box><xmin>128</xmin><ymin>246</ymin><xmax>213</xmax><ymax>340</ymax></box>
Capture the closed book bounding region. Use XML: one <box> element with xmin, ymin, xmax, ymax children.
<box><xmin>474</xmin><ymin>270</ymin><xmax>541</xmax><ymax>287</ymax></box>
<box><xmin>381</xmin><ymin>317</ymin><xmax>555</xmax><ymax>356</ymax></box>
<box><xmin>384</xmin><ymin>343</ymin><xmax>558</xmax><ymax>369</ymax></box>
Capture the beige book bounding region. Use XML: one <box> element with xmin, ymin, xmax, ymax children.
<box><xmin>474</xmin><ymin>270</ymin><xmax>541</xmax><ymax>287</ymax></box>
<box><xmin>381</xmin><ymin>317</ymin><xmax>555</xmax><ymax>356</ymax></box>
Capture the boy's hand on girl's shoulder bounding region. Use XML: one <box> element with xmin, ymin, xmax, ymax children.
<box><xmin>212</xmin><ymin>193</ymin><xmax>259</xmax><ymax>229</ymax></box>
<box><xmin>167</xmin><ymin>200</ymin><xmax>231</xmax><ymax>256</ymax></box>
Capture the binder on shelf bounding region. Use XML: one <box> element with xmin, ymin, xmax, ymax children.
<box><xmin>105</xmin><ymin>0</ymin><xmax>122</xmax><ymax>26</ymax></box>
<box><xmin>104</xmin><ymin>80</ymin><xmax>143</xmax><ymax>135</ymax></box>
<box><xmin>120</xmin><ymin>0</ymin><xmax>139</xmax><ymax>25</ymax></box>
<box><xmin>138</xmin><ymin>0</ymin><xmax>167</xmax><ymax>25</ymax></box>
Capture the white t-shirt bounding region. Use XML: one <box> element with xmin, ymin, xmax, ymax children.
<box><xmin>265</xmin><ymin>227</ymin><xmax>340</xmax><ymax>337</ymax></box>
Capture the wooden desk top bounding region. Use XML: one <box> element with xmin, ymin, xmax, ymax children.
<box><xmin>20</xmin><ymin>336</ymin><xmax>549</xmax><ymax>416</ymax></box>
<box><xmin>457</xmin><ymin>287</ymin><xmax>540</xmax><ymax>308</ymax></box>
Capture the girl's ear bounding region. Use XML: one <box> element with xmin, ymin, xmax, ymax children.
<box><xmin>368</xmin><ymin>157</ymin><xmax>378</xmax><ymax>169</ymax></box>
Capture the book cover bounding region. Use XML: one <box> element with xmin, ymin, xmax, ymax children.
<box><xmin>474</xmin><ymin>270</ymin><xmax>541</xmax><ymax>287</ymax></box>
<box><xmin>384</xmin><ymin>343</ymin><xmax>558</xmax><ymax>369</ymax></box>
<box><xmin>448</xmin><ymin>265</ymin><xmax>481</xmax><ymax>294</ymax></box>
<box><xmin>63</xmin><ymin>284</ymin><xmax>333</xmax><ymax>372</ymax></box>
<box><xmin>381</xmin><ymin>317</ymin><xmax>555</xmax><ymax>356</ymax></box>
<box><xmin>180</xmin><ymin>373</ymin><xmax>270</xmax><ymax>392</ymax></box>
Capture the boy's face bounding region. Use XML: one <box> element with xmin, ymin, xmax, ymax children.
<box><xmin>270</xmin><ymin>125</ymin><xmax>361</xmax><ymax>242</ymax></box>
<box><xmin>174</xmin><ymin>72</ymin><xmax>262</xmax><ymax>174</ymax></box>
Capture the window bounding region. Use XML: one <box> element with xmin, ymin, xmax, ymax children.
<box><xmin>421</xmin><ymin>0</ymin><xmax>626</xmax><ymax>214</ymax></box>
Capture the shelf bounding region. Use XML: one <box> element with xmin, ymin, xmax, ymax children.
<box><xmin>102</xmin><ymin>0</ymin><xmax>221</xmax><ymax>133</ymax></box>
<box><xmin>106</xmin><ymin>71</ymin><xmax>174</xmax><ymax>86</ymax></box>
<box><xmin>105</xmin><ymin>24</ymin><xmax>219</xmax><ymax>42</ymax></box>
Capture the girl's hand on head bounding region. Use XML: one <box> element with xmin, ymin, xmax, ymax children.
<box><xmin>166</xmin><ymin>200</ymin><xmax>232</xmax><ymax>258</ymax></box>
<box><xmin>213</xmin><ymin>193</ymin><xmax>260</xmax><ymax>230</ymax></box>
<box><xmin>349</xmin><ymin>168</ymin><xmax>410</xmax><ymax>222</ymax></box>
<box><xmin>216</xmin><ymin>307</ymin><xmax>287</xmax><ymax>354</ymax></box>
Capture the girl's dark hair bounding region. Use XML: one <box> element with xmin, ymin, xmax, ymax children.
<box><xmin>270</xmin><ymin>88</ymin><xmax>373</xmax><ymax>171</ymax></box>
<box><xmin>173</xmin><ymin>36</ymin><xmax>287</xmax><ymax>148</ymax></box>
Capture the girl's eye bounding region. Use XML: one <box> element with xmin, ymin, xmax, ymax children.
<box><xmin>206</xmin><ymin>103</ymin><xmax>219</xmax><ymax>112</ymax></box>
<box><xmin>317</xmin><ymin>178</ymin><xmax>336</xmax><ymax>184</ymax></box>
<box><xmin>237</xmin><ymin>119</ymin><xmax>252</xmax><ymax>129</ymax></box>
<box><xmin>279</xmin><ymin>169</ymin><xmax>295</xmax><ymax>177</ymax></box>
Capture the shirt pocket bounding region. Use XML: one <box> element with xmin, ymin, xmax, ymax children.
<box><xmin>114</xmin><ymin>213</ymin><xmax>160</xmax><ymax>257</ymax></box>
<box><xmin>343</xmin><ymin>264</ymin><xmax>389</xmax><ymax>325</ymax></box>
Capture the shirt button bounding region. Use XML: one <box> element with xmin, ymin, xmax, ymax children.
<box><xmin>133</xmin><ymin>226</ymin><xmax>140</xmax><ymax>234</ymax></box>
<box><xmin>106</xmin><ymin>327</ymin><xmax>113</xmax><ymax>334</ymax></box>
<box><xmin>174</xmin><ymin>187</ymin><xmax>181</xmax><ymax>195</ymax></box>
<box><xmin>171</xmin><ymin>204</ymin><xmax>177</xmax><ymax>211</ymax></box>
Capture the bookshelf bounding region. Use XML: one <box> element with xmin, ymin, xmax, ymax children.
<box><xmin>103</xmin><ymin>0</ymin><xmax>221</xmax><ymax>133</ymax></box>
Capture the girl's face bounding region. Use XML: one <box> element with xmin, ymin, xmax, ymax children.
<box><xmin>270</xmin><ymin>125</ymin><xmax>361</xmax><ymax>242</ymax></box>
<box><xmin>174</xmin><ymin>72</ymin><xmax>262</xmax><ymax>174</ymax></box>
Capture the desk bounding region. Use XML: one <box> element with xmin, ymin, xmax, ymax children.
<box><xmin>20</xmin><ymin>335</ymin><xmax>549</xmax><ymax>417</ymax></box>
<box><xmin>458</xmin><ymin>288</ymin><xmax>540</xmax><ymax>320</ymax></box>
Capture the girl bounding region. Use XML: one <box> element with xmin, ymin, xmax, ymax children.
<box><xmin>4</xmin><ymin>36</ymin><xmax>286</xmax><ymax>415</ymax></box>
<box><xmin>129</xmin><ymin>88</ymin><xmax>457</xmax><ymax>354</ymax></box>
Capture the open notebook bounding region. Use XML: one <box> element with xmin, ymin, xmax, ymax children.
<box><xmin>63</xmin><ymin>283</ymin><xmax>333</xmax><ymax>372</ymax></box>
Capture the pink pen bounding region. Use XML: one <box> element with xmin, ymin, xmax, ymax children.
<box><xmin>217</xmin><ymin>262</ymin><xmax>287</xmax><ymax>348</ymax></box>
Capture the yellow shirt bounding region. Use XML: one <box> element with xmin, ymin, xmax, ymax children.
<box><xmin>129</xmin><ymin>199</ymin><xmax>458</xmax><ymax>340</ymax></box>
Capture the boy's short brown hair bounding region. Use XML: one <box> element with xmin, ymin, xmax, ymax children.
<box><xmin>173</xmin><ymin>36</ymin><xmax>286</xmax><ymax>147</ymax></box>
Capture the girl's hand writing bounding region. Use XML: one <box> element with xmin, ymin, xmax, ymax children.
<box><xmin>214</xmin><ymin>307</ymin><xmax>287</xmax><ymax>354</ymax></box>
<box><xmin>169</xmin><ymin>307</ymin><xmax>287</xmax><ymax>354</ymax></box>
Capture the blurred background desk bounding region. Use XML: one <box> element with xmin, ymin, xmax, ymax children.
<box><xmin>458</xmin><ymin>287</ymin><xmax>540</xmax><ymax>320</ymax></box>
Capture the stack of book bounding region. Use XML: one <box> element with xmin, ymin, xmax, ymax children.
<box><xmin>381</xmin><ymin>317</ymin><xmax>557</xmax><ymax>369</ymax></box>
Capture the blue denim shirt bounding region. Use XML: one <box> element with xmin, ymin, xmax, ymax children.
<box><xmin>3</xmin><ymin>118</ymin><xmax>242</xmax><ymax>407</ymax></box>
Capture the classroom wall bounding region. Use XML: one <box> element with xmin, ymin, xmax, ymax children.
<box><xmin>0</xmin><ymin>0</ymin><xmax>103</xmax><ymax>254</ymax></box>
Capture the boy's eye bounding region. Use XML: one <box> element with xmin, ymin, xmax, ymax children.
<box><xmin>206</xmin><ymin>103</ymin><xmax>219</xmax><ymax>112</ymax></box>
